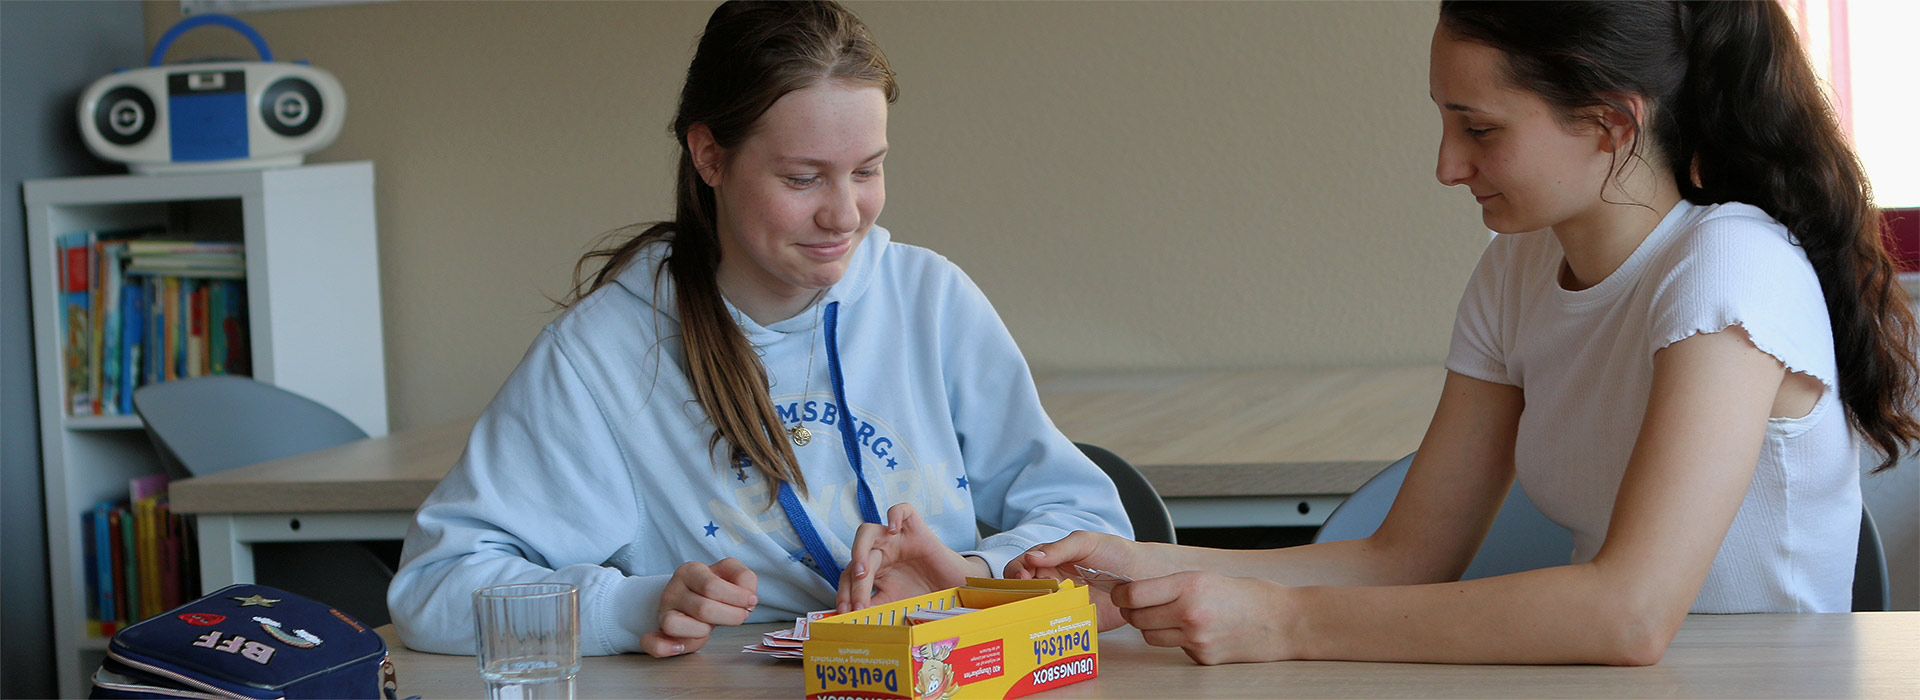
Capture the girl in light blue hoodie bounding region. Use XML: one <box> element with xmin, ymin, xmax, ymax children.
<box><xmin>386</xmin><ymin>0</ymin><xmax>1132</xmax><ymax>658</ymax></box>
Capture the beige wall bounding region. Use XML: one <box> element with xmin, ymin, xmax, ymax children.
<box><xmin>145</xmin><ymin>0</ymin><xmax>1485</xmax><ymax>432</ymax></box>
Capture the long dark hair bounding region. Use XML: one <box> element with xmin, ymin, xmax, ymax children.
<box><xmin>1440</xmin><ymin>0</ymin><xmax>1918</xmax><ymax>472</ymax></box>
<box><xmin>563</xmin><ymin>0</ymin><xmax>898</xmax><ymax>495</ymax></box>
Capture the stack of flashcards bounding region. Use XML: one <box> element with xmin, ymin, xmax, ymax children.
<box><xmin>905</xmin><ymin>606</ymin><xmax>980</xmax><ymax>626</ymax></box>
<box><xmin>743</xmin><ymin>610</ymin><xmax>833</xmax><ymax>661</ymax></box>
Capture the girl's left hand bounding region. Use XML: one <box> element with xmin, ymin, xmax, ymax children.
<box><xmin>1112</xmin><ymin>571</ymin><xmax>1300</xmax><ymax>665</ymax></box>
<box><xmin>836</xmin><ymin>503</ymin><xmax>987</xmax><ymax>613</ymax></box>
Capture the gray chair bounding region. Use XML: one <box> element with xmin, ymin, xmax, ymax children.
<box><xmin>1322</xmin><ymin>452</ymin><xmax>1893</xmax><ymax>612</ymax></box>
<box><xmin>133</xmin><ymin>376</ymin><xmax>395</xmax><ymax>626</ymax></box>
<box><xmin>1855</xmin><ymin>507</ymin><xmax>1890</xmax><ymax>612</ymax></box>
<box><xmin>976</xmin><ymin>443</ymin><xmax>1178</xmax><ymax>545</ymax></box>
<box><xmin>1075</xmin><ymin>442</ymin><xmax>1177</xmax><ymax>545</ymax></box>
<box><xmin>1313</xmin><ymin>452</ymin><xmax>1573</xmax><ymax>580</ymax></box>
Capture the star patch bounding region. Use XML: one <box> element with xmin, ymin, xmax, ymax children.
<box><xmin>231</xmin><ymin>594</ymin><xmax>281</xmax><ymax>608</ymax></box>
<box><xmin>955</xmin><ymin>476</ymin><xmax>969</xmax><ymax>490</ymax></box>
<box><xmin>703</xmin><ymin>521</ymin><xmax>719</xmax><ymax>537</ymax></box>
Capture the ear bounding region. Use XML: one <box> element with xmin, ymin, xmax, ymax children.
<box><xmin>686</xmin><ymin>123</ymin><xmax>725</xmax><ymax>188</ymax></box>
<box><xmin>1596</xmin><ymin>94</ymin><xmax>1647</xmax><ymax>155</ymax></box>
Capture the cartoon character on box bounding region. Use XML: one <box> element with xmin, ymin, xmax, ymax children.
<box><xmin>912</xmin><ymin>639</ymin><xmax>958</xmax><ymax>700</ymax></box>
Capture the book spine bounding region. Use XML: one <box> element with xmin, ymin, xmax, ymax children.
<box><xmin>109</xmin><ymin>508</ymin><xmax>127</xmax><ymax>629</ymax></box>
<box><xmin>190</xmin><ymin>282</ymin><xmax>208</xmax><ymax>378</ymax></box>
<box><xmin>95</xmin><ymin>503</ymin><xmax>117</xmax><ymax>637</ymax></box>
<box><xmin>83</xmin><ymin>507</ymin><xmax>98</xmax><ymax>636</ymax></box>
<box><xmin>121</xmin><ymin>504</ymin><xmax>138</xmax><ymax>623</ymax></box>
<box><xmin>101</xmin><ymin>243</ymin><xmax>124</xmax><ymax>414</ymax></box>
<box><xmin>121</xmin><ymin>283</ymin><xmax>143</xmax><ymax>414</ymax></box>
<box><xmin>59</xmin><ymin>232</ymin><xmax>93</xmax><ymax>415</ymax></box>
<box><xmin>89</xmin><ymin>236</ymin><xmax>104</xmax><ymax>415</ymax></box>
<box><xmin>163</xmin><ymin>277</ymin><xmax>178</xmax><ymax>383</ymax></box>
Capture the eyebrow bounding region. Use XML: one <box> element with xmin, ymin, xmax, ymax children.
<box><xmin>776</xmin><ymin>147</ymin><xmax>889</xmax><ymax>168</ymax></box>
<box><xmin>1441</xmin><ymin>102</ymin><xmax>1487</xmax><ymax>115</ymax></box>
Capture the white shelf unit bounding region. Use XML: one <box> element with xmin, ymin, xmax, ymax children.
<box><xmin>25</xmin><ymin>162</ymin><xmax>390</xmax><ymax>697</ymax></box>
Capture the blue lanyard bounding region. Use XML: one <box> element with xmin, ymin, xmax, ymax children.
<box><xmin>772</xmin><ymin>301</ymin><xmax>880</xmax><ymax>588</ymax></box>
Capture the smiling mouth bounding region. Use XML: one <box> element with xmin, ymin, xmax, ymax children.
<box><xmin>798</xmin><ymin>239</ymin><xmax>853</xmax><ymax>259</ymax></box>
<box><xmin>1474</xmin><ymin>193</ymin><xmax>1499</xmax><ymax>204</ymax></box>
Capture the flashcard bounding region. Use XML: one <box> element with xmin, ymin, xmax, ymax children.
<box><xmin>1071</xmin><ymin>564</ymin><xmax>1133</xmax><ymax>592</ymax></box>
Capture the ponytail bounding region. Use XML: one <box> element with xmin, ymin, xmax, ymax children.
<box><xmin>565</xmin><ymin>149</ymin><xmax>809</xmax><ymax>499</ymax></box>
<box><xmin>1667</xmin><ymin>1</ymin><xmax>1919</xmax><ymax>472</ymax></box>
<box><xmin>1440</xmin><ymin>0</ymin><xmax>1920</xmax><ymax>472</ymax></box>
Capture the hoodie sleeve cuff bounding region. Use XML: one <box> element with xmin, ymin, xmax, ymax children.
<box><xmin>591</xmin><ymin>573</ymin><xmax>668</xmax><ymax>656</ymax></box>
<box><xmin>960</xmin><ymin>543</ymin><xmax>1029</xmax><ymax>580</ymax></box>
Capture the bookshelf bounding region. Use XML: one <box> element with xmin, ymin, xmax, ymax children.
<box><xmin>25</xmin><ymin>162</ymin><xmax>389</xmax><ymax>696</ymax></box>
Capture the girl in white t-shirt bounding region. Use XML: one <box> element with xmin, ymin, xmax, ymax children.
<box><xmin>1002</xmin><ymin>1</ymin><xmax>1919</xmax><ymax>666</ymax></box>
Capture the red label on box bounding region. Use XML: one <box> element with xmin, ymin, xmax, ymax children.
<box><xmin>951</xmin><ymin>639</ymin><xmax>1004</xmax><ymax>686</ymax></box>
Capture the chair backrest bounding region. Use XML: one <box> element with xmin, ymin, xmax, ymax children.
<box><xmin>1314</xmin><ymin>452</ymin><xmax>1573</xmax><ymax>580</ymax></box>
<box><xmin>1854</xmin><ymin>506</ymin><xmax>1890</xmax><ymax>612</ymax></box>
<box><xmin>132</xmin><ymin>376</ymin><xmax>393</xmax><ymax>626</ymax></box>
<box><xmin>1076</xmin><ymin>442</ymin><xmax>1177</xmax><ymax>545</ymax></box>
<box><xmin>133</xmin><ymin>376</ymin><xmax>368</xmax><ymax>479</ymax></box>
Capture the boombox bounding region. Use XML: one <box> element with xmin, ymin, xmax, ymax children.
<box><xmin>78</xmin><ymin>15</ymin><xmax>345</xmax><ymax>174</ymax></box>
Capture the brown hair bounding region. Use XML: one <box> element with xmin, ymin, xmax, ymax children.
<box><xmin>563</xmin><ymin>0</ymin><xmax>898</xmax><ymax>495</ymax></box>
<box><xmin>1440</xmin><ymin>0</ymin><xmax>1919</xmax><ymax>472</ymax></box>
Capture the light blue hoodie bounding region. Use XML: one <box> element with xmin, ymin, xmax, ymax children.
<box><xmin>387</xmin><ymin>227</ymin><xmax>1132</xmax><ymax>655</ymax></box>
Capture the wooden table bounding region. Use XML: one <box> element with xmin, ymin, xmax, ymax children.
<box><xmin>169</xmin><ymin>419</ymin><xmax>472</xmax><ymax>590</ymax></box>
<box><xmin>1035</xmin><ymin>365</ymin><xmax>1444</xmax><ymax>527</ymax></box>
<box><xmin>378</xmin><ymin>612</ymin><xmax>1920</xmax><ymax>698</ymax></box>
<box><xmin>172</xmin><ymin>366</ymin><xmax>1446</xmax><ymax>588</ymax></box>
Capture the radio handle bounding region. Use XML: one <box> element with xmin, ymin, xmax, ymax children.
<box><xmin>148</xmin><ymin>14</ymin><xmax>274</xmax><ymax>67</ymax></box>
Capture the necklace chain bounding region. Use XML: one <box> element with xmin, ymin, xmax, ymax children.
<box><xmin>787</xmin><ymin>289</ymin><xmax>827</xmax><ymax>447</ymax></box>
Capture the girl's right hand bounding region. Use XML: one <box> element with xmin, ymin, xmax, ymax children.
<box><xmin>640</xmin><ymin>557</ymin><xmax>758</xmax><ymax>657</ymax></box>
<box><xmin>1005</xmin><ymin>532</ymin><xmax>1168</xmax><ymax>631</ymax></box>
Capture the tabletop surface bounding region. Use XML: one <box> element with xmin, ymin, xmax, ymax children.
<box><xmin>171</xmin><ymin>366</ymin><xmax>1447</xmax><ymax>513</ymax></box>
<box><xmin>379</xmin><ymin>612</ymin><xmax>1919</xmax><ymax>699</ymax></box>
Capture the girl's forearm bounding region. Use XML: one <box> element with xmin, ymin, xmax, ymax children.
<box><xmin>1283</xmin><ymin>563</ymin><xmax>1677</xmax><ymax>666</ymax></box>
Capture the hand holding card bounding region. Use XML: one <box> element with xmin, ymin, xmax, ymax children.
<box><xmin>1072</xmin><ymin>564</ymin><xmax>1134</xmax><ymax>592</ymax></box>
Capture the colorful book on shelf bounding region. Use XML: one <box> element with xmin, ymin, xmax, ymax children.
<box><xmin>124</xmin><ymin>240</ymin><xmax>245</xmax><ymax>279</ymax></box>
<box><xmin>88</xmin><ymin>234</ymin><xmax>102</xmax><ymax>415</ymax></box>
<box><xmin>109</xmin><ymin>508</ymin><xmax>127</xmax><ymax>630</ymax></box>
<box><xmin>95</xmin><ymin>503</ymin><xmax>117</xmax><ymax>636</ymax></box>
<box><xmin>59</xmin><ymin>232</ymin><xmax>91</xmax><ymax>415</ymax></box>
<box><xmin>228</xmin><ymin>282</ymin><xmax>250</xmax><ymax>376</ymax></box>
<box><xmin>124</xmin><ymin>240</ymin><xmax>243</xmax><ymax>256</ymax></box>
<box><xmin>121</xmin><ymin>503</ymin><xmax>138</xmax><ymax>626</ymax></box>
<box><xmin>83</xmin><ymin>506</ymin><xmax>99</xmax><ymax>637</ymax></box>
<box><xmin>101</xmin><ymin>241</ymin><xmax>135</xmax><ymax>414</ymax></box>
<box><xmin>119</xmin><ymin>283</ymin><xmax>145</xmax><ymax>415</ymax></box>
<box><xmin>163</xmin><ymin>277</ymin><xmax>179</xmax><ymax>382</ymax></box>
<box><xmin>87</xmin><ymin>230</ymin><xmax>149</xmax><ymax>416</ymax></box>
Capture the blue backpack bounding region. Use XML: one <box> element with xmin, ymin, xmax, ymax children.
<box><xmin>91</xmin><ymin>584</ymin><xmax>396</xmax><ymax>699</ymax></box>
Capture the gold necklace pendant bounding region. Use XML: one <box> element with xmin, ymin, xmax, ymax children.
<box><xmin>789</xmin><ymin>424</ymin><xmax>813</xmax><ymax>447</ymax></box>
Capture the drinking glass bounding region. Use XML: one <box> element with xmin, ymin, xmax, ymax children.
<box><xmin>474</xmin><ymin>583</ymin><xmax>580</xmax><ymax>700</ymax></box>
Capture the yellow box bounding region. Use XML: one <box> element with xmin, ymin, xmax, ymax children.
<box><xmin>803</xmin><ymin>578</ymin><xmax>1100</xmax><ymax>699</ymax></box>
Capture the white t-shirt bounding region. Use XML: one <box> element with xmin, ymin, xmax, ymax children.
<box><xmin>1447</xmin><ymin>199</ymin><xmax>1860</xmax><ymax>613</ymax></box>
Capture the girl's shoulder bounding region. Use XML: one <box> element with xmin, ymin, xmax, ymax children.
<box><xmin>1658</xmin><ymin>200</ymin><xmax>1809</xmax><ymax>276</ymax></box>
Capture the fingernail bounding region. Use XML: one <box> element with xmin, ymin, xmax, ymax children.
<box><xmin>1029</xmin><ymin>551</ymin><xmax>1046</xmax><ymax>559</ymax></box>
<box><xmin>855</xmin><ymin>564</ymin><xmax>867</xmax><ymax>578</ymax></box>
<box><xmin>673</xmin><ymin>643</ymin><xmax>685</xmax><ymax>655</ymax></box>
